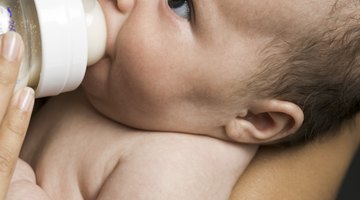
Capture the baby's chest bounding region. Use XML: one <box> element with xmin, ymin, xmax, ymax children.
<box><xmin>28</xmin><ymin>130</ymin><xmax>131</xmax><ymax>200</ymax></box>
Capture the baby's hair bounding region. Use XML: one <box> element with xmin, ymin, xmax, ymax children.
<box><xmin>247</xmin><ymin>1</ymin><xmax>360</xmax><ymax>145</ymax></box>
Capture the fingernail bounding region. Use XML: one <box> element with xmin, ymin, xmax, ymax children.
<box><xmin>1</xmin><ymin>32</ymin><xmax>21</xmax><ymax>61</ymax></box>
<box><xmin>16</xmin><ymin>87</ymin><xmax>35</xmax><ymax>111</ymax></box>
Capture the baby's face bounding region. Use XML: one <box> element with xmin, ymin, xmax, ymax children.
<box><xmin>82</xmin><ymin>0</ymin><xmax>336</xmax><ymax>140</ymax></box>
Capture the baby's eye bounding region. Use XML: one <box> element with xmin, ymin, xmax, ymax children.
<box><xmin>168</xmin><ymin>0</ymin><xmax>191</xmax><ymax>20</ymax></box>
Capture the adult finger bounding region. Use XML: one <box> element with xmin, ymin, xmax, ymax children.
<box><xmin>0</xmin><ymin>87</ymin><xmax>34</xmax><ymax>200</ymax></box>
<box><xmin>0</xmin><ymin>32</ymin><xmax>23</xmax><ymax>123</ymax></box>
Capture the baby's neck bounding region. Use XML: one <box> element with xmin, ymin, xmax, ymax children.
<box><xmin>34</xmin><ymin>89</ymin><xmax>122</xmax><ymax>127</ymax></box>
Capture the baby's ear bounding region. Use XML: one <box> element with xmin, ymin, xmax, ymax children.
<box><xmin>225</xmin><ymin>100</ymin><xmax>304</xmax><ymax>144</ymax></box>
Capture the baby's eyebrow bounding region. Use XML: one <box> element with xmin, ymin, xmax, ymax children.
<box><xmin>330</xmin><ymin>0</ymin><xmax>360</xmax><ymax>15</ymax></box>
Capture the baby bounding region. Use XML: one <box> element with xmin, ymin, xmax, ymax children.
<box><xmin>7</xmin><ymin>0</ymin><xmax>360</xmax><ymax>199</ymax></box>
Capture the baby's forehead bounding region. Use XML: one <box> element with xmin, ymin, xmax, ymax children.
<box><xmin>213</xmin><ymin>0</ymin><xmax>336</xmax><ymax>37</ymax></box>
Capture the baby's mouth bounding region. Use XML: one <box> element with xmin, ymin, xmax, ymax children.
<box><xmin>96</xmin><ymin>0</ymin><xmax>128</xmax><ymax>61</ymax></box>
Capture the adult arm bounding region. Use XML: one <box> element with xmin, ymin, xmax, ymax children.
<box><xmin>230</xmin><ymin>114</ymin><xmax>360</xmax><ymax>200</ymax></box>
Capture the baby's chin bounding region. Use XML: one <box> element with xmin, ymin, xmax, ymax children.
<box><xmin>83</xmin><ymin>57</ymin><xmax>111</xmax><ymax>93</ymax></box>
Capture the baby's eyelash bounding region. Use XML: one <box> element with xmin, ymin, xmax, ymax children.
<box><xmin>168</xmin><ymin>0</ymin><xmax>192</xmax><ymax>20</ymax></box>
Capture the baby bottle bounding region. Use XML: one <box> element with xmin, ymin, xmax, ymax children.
<box><xmin>0</xmin><ymin>0</ymin><xmax>107</xmax><ymax>97</ymax></box>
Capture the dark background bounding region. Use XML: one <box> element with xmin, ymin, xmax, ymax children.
<box><xmin>336</xmin><ymin>148</ymin><xmax>360</xmax><ymax>200</ymax></box>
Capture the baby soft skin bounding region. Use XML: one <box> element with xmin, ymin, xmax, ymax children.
<box><xmin>0</xmin><ymin>0</ymin><xmax>107</xmax><ymax>97</ymax></box>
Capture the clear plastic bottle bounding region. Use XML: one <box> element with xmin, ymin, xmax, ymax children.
<box><xmin>0</xmin><ymin>0</ymin><xmax>107</xmax><ymax>97</ymax></box>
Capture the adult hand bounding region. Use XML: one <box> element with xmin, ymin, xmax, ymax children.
<box><xmin>0</xmin><ymin>32</ymin><xmax>35</xmax><ymax>200</ymax></box>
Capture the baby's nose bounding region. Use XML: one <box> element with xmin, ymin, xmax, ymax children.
<box><xmin>117</xmin><ymin>0</ymin><xmax>134</xmax><ymax>14</ymax></box>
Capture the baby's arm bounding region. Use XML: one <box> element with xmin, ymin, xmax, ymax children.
<box><xmin>97</xmin><ymin>133</ymin><xmax>257</xmax><ymax>200</ymax></box>
<box><xmin>6</xmin><ymin>159</ymin><xmax>50</xmax><ymax>200</ymax></box>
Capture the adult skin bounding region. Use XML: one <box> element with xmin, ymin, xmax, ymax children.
<box><xmin>0</xmin><ymin>32</ymin><xmax>35</xmax><ymax>200</ymax></box>
<box><xmin>231</xmin><ymin>113</ymin><xmax>360</xmax><ymax>200</ymax></box>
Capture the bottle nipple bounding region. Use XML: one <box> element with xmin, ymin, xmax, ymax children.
<box><xmin>84</xmin><ymin>0</ymin><xmax>107</xmax><ymax>66</ymax></box>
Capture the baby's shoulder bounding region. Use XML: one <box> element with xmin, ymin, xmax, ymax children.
<box><xmin>96</xmin><ymin>133</ymin><xmax>258</xmax><ymax>199</ymax></box>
